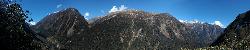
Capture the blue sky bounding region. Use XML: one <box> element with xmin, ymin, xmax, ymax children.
<box><xmin>18</xmin><ymin>0</ymin><xmax>250</xmax><ymax>28</ymax></box>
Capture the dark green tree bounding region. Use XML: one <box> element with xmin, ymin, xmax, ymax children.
<box><xmin>0</xmin><ymin>0</ymin><xmax>42</xmax><ymax>50</ymax></box>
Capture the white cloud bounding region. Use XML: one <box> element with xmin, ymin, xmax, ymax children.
<box><xmin>109</xmin><ymin>5</ymin><xmax>128</xmax><ymax>13</ymax></box>
<box><xmin>56</xmin><ymin>4</ymin><xmax>62</xmax><ymax>8</ymax></box>
<box><xmin>213</xmin><ymin>21</ymin><xmax>224</xmax><ymax>27</ymax></box>
<box><xmin>29</xmin><ymin>21</ymin><xmax>36</xmax><ymax>25</ymax></box>
<box><xmin>109</xmin><ymin>6</ymin><xmax>118</xmax><ymax>13</ymax></box>
<box><xmin>119</xmin><ymin>5</ymin><xmax>127</xmax><ymax>11</ymax></box>
<box><xmin>84</xmin><ymin>12</ymin><xmax>90</xmax><ymax>17</ymax></box>
<box><xmin>84</xmin><ymin>12</ymin><xmax>90</xmax><ymax>20</ymax></box>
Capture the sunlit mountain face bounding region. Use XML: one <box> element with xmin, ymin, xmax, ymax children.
<box><xmin>1</xmin><ymin>0</ymin><xmax>250</xmax><ymax>50</ymax></box>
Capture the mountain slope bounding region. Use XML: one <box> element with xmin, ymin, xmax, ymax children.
<box><xmin>87</xmin><ymin>10</ymin><xmax>199</xmax><ymax>49</ymax></box>
<box><xmin>211</xmin><ymin>10</ymin><xmax>250</xmax><ymax>48</ymax></box>
<box><xmin>184</xmin><ymin>23</ymin><xmax>224</xmax><ymax>47</ymax></box>
<box><xmin>34</xmin><ymin>8</ymin><xmax>89</xmax><ymax>37</ymax></box>
<box><xmin>35</xmin><ymin>8</ymin><xmax>226</xmax><ymax>49</ymax></box>
<box><xmin>33</xmin><ymin>8</ymin><xmax>89</xmax><ymax>50</ymax></box>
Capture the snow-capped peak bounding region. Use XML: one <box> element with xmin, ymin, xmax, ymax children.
<box><xmin>179</xmin><ymin>19</ymin><xmax>204</xmax><ymax>24</ymax></box>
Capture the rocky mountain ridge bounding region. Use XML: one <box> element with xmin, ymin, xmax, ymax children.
<box><xmin>33</xmin><ymin>8</ymin><xmax>224</xmax><ymax>49</ymax></box>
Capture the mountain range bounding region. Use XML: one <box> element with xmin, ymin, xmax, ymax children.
<box><xmin>32</xmin><ymin>8</ymin><xmax>225</xmax><ymax>50</ymax></box>
<box><xmin>1</xmin><ymin>2</ymin><xmax>250</xmax><ymax>49</ymax></box>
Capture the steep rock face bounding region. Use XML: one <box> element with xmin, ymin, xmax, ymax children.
<box><xmin>184</xmin><ymin>23</ymin><xmax>224</xmax><ymax>47</ymax></box>
<box><xmin>212</xmin><ymin>10</ymin><xmax>250</xmax><ymax>48</ymax></box>
<box><xmin>88</xmin><ymin>10</ymin><xmax>193</xmax><ymax>50</ymax></box>
<box><xmin>33</xmin><ymin>8</ymin><xmax>89</xmax><ymax>50</ymax></box>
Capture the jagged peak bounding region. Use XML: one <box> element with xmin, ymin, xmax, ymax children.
<box><xmin>107</xmin><ymin>10</ymin><xmax>153</xmax><ymax>16</ymax></box>
<box><xmin>94</xmin><ymin>10</ymin><xmax>175</xmax><ymax>23</ymax></box>
<box><xmin>47</xmin><ymin>8</ymin><xmax>79</xmax><ymax>16</ymax></box>
<box><xmin>105</xmin><ymin>10</ymin><xmax>174</xmax><ymax>19</ymax></box>
<box><xmin>179</xmin><ymin>19</ymin><xmax>223</xmax><ymax>28</ymax></box>
<box><xmin>37</xmin><ymin>7</ymin><xmax>87</xmax><ymax>26</ymax></box>
<box><xmin>155</xmin><ymin>13</ymin><xmax>172</xmax><ymax>16</ymax></box>
<box><xmin>58</xmin><ymin>8</ymin><xmax>79</xmax><ymax>14</ymax></box>
<box><xmin>179</xmin><ymin>19</ymin><xmax>204</xmax><ymax>24</ymax></box>
<box><xmin>63</xmin><ymin>8</ymin><xmax>78</xmax><ymax>12</ymax></box>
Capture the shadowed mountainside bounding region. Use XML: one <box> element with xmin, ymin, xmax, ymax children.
<box><xmin>211</xmin><ymin>10</ymin><xmax>250</xmax><ymax>48</ymax></box>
